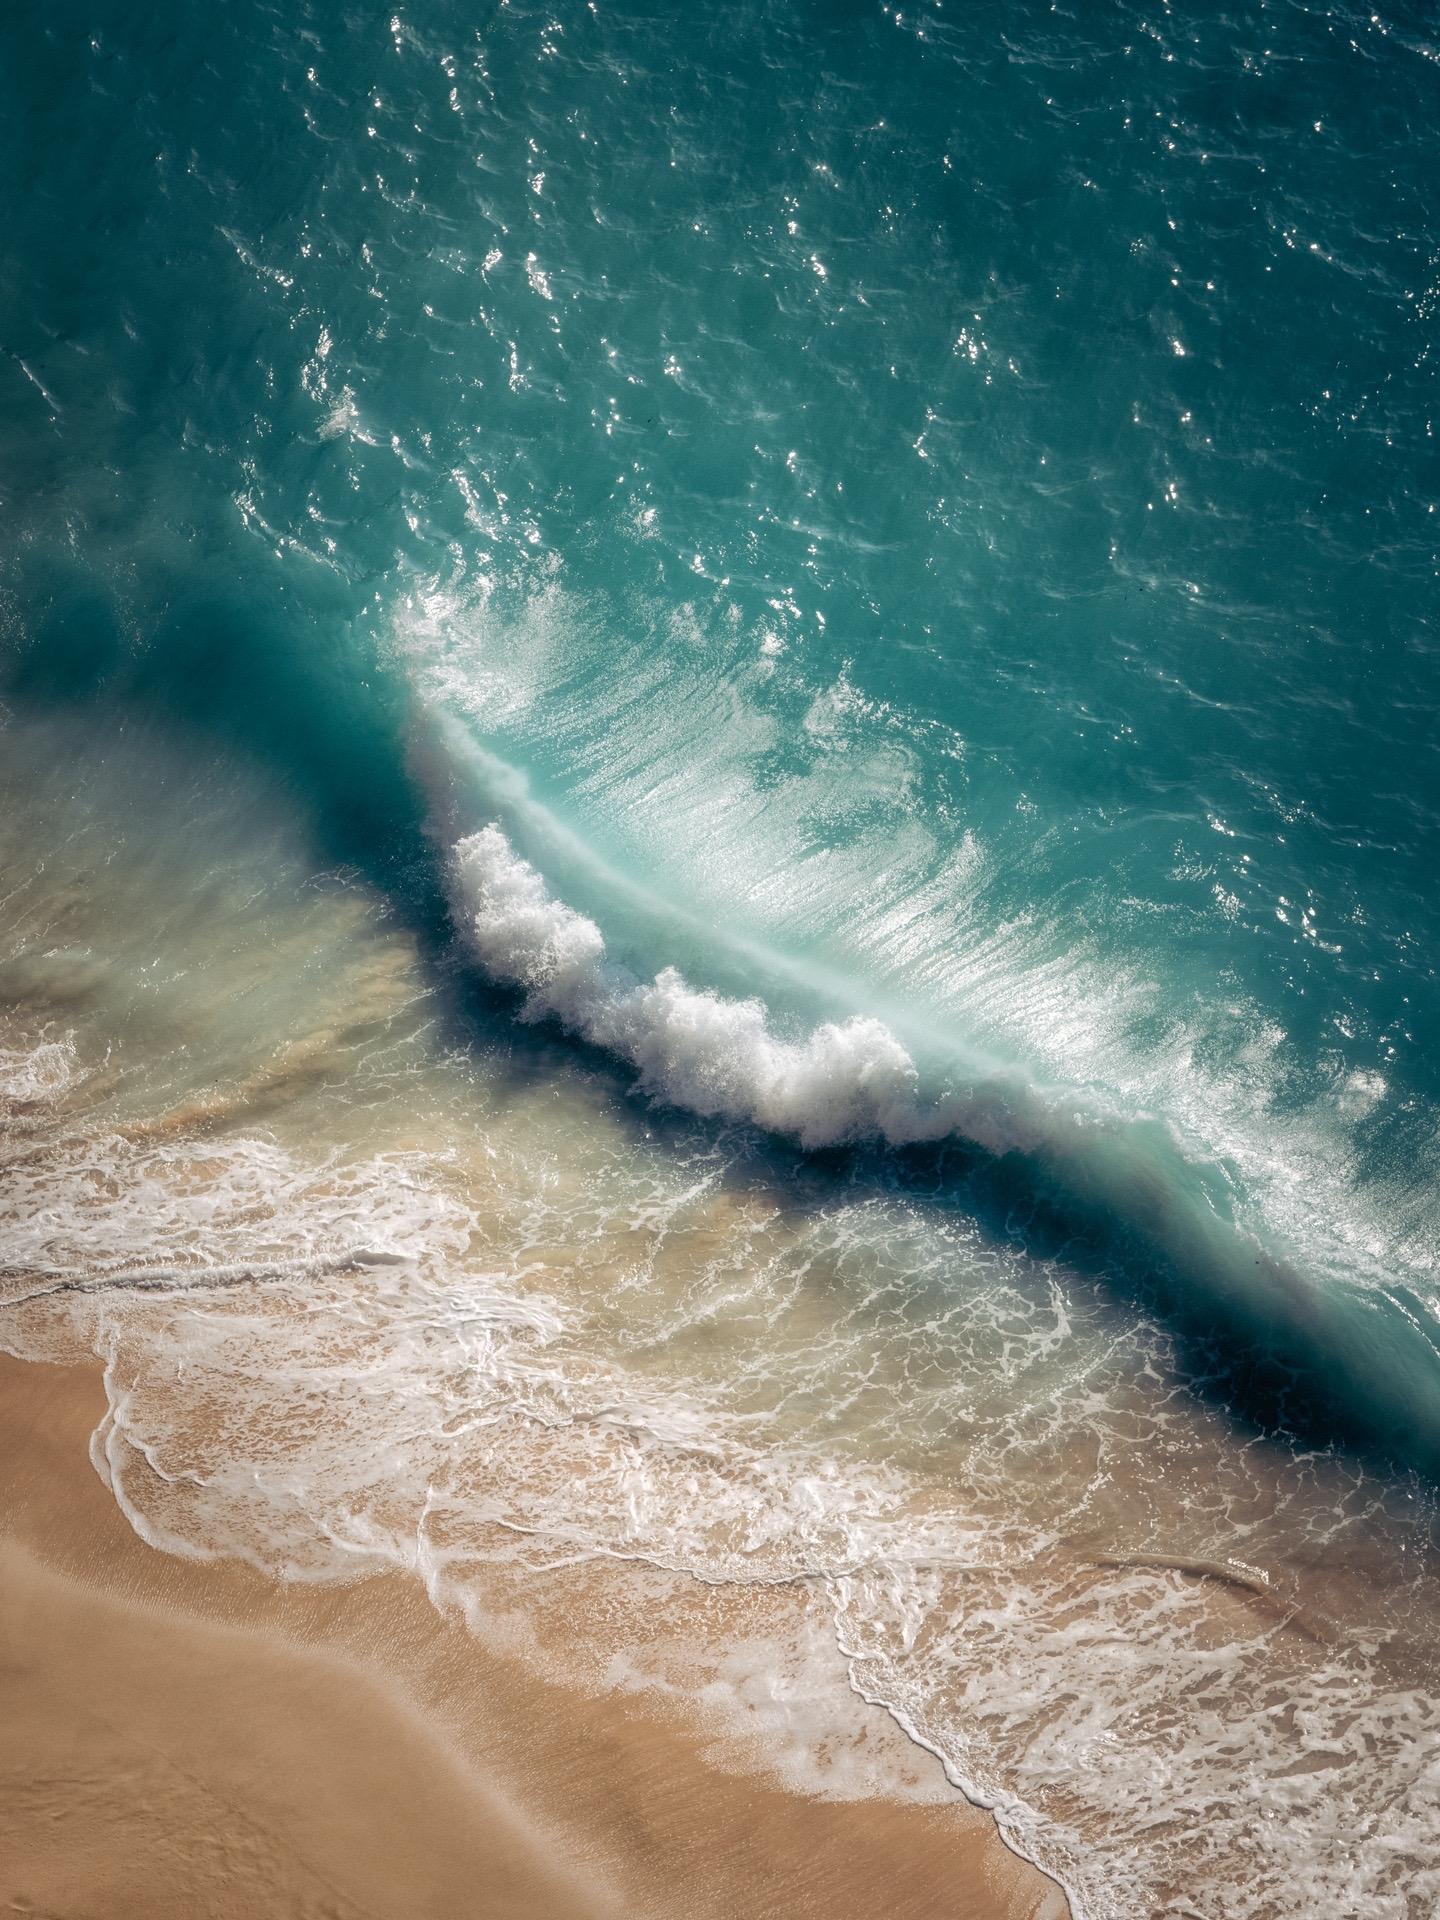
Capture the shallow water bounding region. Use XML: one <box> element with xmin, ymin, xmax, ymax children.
<box><xmin>3</xmin><ymin>3</ymin><xmax>1439</xmax><ymax>1913</ymax></box>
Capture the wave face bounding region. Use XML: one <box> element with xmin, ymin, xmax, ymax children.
<box><xmin>4</xmin><ymin>1</ymin><xmax>1440</xmax><ymax>1915</ymax></box>
<box><xmin>439</xmin><ymin>799</ymin><xmax>1440</xmax><ymax>1479</ymax></box>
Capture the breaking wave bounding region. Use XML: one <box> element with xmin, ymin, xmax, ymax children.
<box><xmin>436</xmin><ymin>764</ymin><xmax>1440</xmax><ymax>1482</ymax></box>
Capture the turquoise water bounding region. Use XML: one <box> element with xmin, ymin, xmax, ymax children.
<box><xmin>3</xmin><ymin>4</ymin><xmax>1440</xmax><ymax>1914</ymax></box>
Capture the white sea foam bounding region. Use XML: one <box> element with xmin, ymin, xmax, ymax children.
<box><xmin>4</xmin><ymin>1037</ymin><xmax>1439</xmax><ymax>1919</ymax></box>
<box><xmin>0</xmin><ymin>1034</ymin><xmax>77</xmax><ymax>1106</ymax></box>
<box><xmin>447</xmin><ymin>822</ymin><xmax>1024</xmax><ymax>1154</ymax></box>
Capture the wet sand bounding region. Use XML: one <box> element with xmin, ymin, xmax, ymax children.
<box><xmin>0</xmin><ymin>1353</ymin><xmax>1065</xmax><ymax>1920</ymax></box>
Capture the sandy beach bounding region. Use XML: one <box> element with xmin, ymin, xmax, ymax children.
<box><xmin>0</xmin><ymin>1353</ymin><xmax>1064</xmax><ymax>1920</ymax></box>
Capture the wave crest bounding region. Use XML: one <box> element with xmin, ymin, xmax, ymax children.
<box><xmin>450</xmin><ymin>824</ymin><xmax>971</xmax><ymax>1151</ymax></box>
<box><xmin>443</xmin><ymin>814</ymin><xmax>1440</xmax><ymax>1483</ymax></box>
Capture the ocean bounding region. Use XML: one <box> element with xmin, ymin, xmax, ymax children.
<box><xmin>2</xmin><ymin>2</ymin><xmax>1438</xmax><ymax>1913</ymax></box>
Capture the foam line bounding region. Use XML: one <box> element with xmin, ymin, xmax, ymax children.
<box><xmin>0</xmin><ymin>1247</ymin><xmax>410</xmax><ymax>1310</ymax></box>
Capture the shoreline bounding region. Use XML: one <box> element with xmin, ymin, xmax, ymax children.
<box><xmin>0</xmin><ymin>1351</ymin><xmax>1065</xmax><ymax>1920</ymax></box>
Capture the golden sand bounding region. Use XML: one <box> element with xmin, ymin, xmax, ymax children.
<box><xmin>0</xmin><ymin>1353</ymin><xmax>1065</xmax><ymax>1920</ymax></box>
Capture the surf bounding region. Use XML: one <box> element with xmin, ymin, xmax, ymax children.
<box><xmin>414</xmin><ymin>710</ymin><xmax>1440</xmax><ymax>1481</ymax></box>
